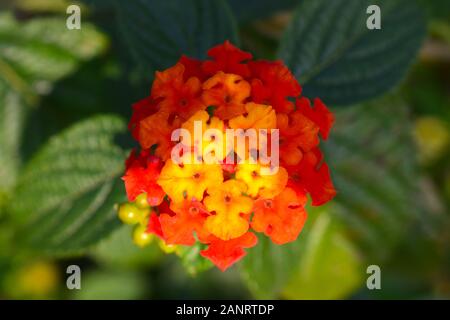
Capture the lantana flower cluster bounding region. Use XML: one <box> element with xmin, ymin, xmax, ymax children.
<box><xmin>118</xmin><ymin>41</ymin><xmax>336</xmax><ymax>271</ymax></box>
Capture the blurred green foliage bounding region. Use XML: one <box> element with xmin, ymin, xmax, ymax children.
<box><xmin>0</xmin><ymin>0</ymin><xmax>449</xmax><ymax>300</ymax></box>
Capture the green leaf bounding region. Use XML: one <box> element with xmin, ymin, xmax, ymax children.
<box><xmin>114</xmin><ymin>0</ymin><xmax>238</xmax><ymax>78</ymax></box>
<box><xmin>0</xmin><ymin>12</ymin><xmax>108</xmax><ymax>87</ymax></box>
<box><xmin>278</xmin><ymin>0</ymin><xmax>426</xmax><ymax>106</ymax></box>
<box><xmin>283</xmin><ymin>213</ymin><xmax>364</xmax><ymax>299</ymax></box>
<box><xmin>239</xmin><ymin>232</ymin><xmax>307</xmax><ymax>299</ymax></box>
<box><xmin>73</xmin><ymin>270</ymin><xmax>147</xmax><ymax>300</ymax></box>
<box><xmin>226</xmin><ymin>0</ymin><xmax>298</xmax><ymax>23</ymax></box>
<box><xmin>240</xmin><ymin>96</ymin><xmax>421</xmax><ymax>298</ymax></box>
<box><xmin>10</xmin><ymin>115</ymin><xmax>128</xmax><ymax>255</ymax></box>
<box><xmin>93</xmin><ymin>225</ymin><xmax>163</xmax><ymax>269</ymax></box>
<box><xmin>176</xmin><ymin>242</ymin><xmax>213</xmax><ymax>276</ymax></box>
<box><xmin>418</xmin><ymin>0</ymin><xmax>450</xmax><ymax>20</ymax></box>
<box><xmin>0</xmin><ymin>12</ymin><xmax>108</xmax><ymax>201</ymax></box>
<box><xmin>325</xmin><ymin>96</ymin><xmax>423</xmax><ymax>260</ymax></box>
<box><xmin>0</xmin><ymin>78</ymin><xmax>26</xmax><ymax>200</ymax></box>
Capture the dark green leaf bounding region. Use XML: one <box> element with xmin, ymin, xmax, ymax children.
<box><xmin>10</xmin><ymin>115</ymin><xmax>128</xmax><ymax>255</ymax></box>
<box><xmin>226</xmin><ymin>0</ymin><xmax>298</xmax><ymax>23</ymax></box>
<box><xmin>325</xmin><ymin>97</ymin><xmax>423</xmax><ymax>260</ymax></box>
<box><xmin>279</xmin><ymin>0</ymin><xmax>426</xmax><ymax>106</ymax></box>
<box><xmin>114</xmin><ymin>0</ymin><xmax>238</xmax><ymax>79</ymax></box>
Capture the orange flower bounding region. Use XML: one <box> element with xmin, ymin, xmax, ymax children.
<box><xmin>252</xmin><ymin>188</ymin><xmax>307</xmax><ymax>244</ymax></box>
<box><xmin>235</xmin><ymin>162</ymin><xmax>288</xmax><ymax>198</ymax></box>
<box><xmin>157</xmin><ymin>157</ymin><xmax>223</xmax><ymax>203</ymax></box>
<box><xmin>277</xmin><ymin>111</ymin><xmax>320</xmax><ymax>166</ymax></box>
<box><xmin>202</xmin><ymin>72</ymin><xmax>250</xmax><ymax>120</ymax></box>
<box><xmin>159</xmin><ymin>200</ymin><xmax>209</xmax><ymax>246</ymax></box>
<box><xmin>204</xmin><ymin>180</ymin><xmax>253</xmax><ymax>241</ymax></box>
<box><xmin>139</xmin><ymin>111</ymin><xmax>182</xmax><ymax>160</ymax></box>
<box><xmin>151</xmin><ymin>63</ymin><xmax>205</xmax><ymax>120</ymax></box>
<box><xmin>200</xmin><ymin>232</ymin><xmax>257</xmax><ymax>271</ymax></box>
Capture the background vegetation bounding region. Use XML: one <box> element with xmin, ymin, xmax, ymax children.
<box><xmin>0</xmin><ymin>0</ymin><xmax>449</xmax><ymax>299</ymax></box>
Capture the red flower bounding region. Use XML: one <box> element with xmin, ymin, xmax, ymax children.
<box><xmin>286</xmin><ymin>148</ymin><xmax>337</xmax><ymax>206</ymax></box>
<box><xmin>122</xmin><ymin>149</ymin><xmax>165</xmax><ymax>205</ymax></box>
<box><xmin>179</xmin><ymin>55</ymin><xmax>206</xmax><ymax>81</ymax></box>
<box><xmin>200</xmin><ymin>232</ymin><xmax>258</xmax><ymax>271</ymax></box>
<box><xmin>202</xmin><ymin>41</ymin><xmax>253</xmax><ymax>78</ymax></box>
<box><xmin>296</xmin><ymin>97</ymin><xmax>334</xmax><ymax>140</ymax></box>
<box><xmin>250</xmin><ymin>60</ymin><xmax>301</xmax><ymax>113</ymax></box>
<box><xmin>146</xmin><ymin>212</ymin><xmax>164</xmax><ymax>239</ymax></box>
<box><xmin>129</xmin><ymin>97</ymin><xmax>159</xmax><ymax>141</ymax></box>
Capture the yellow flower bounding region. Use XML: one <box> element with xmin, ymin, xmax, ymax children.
<box><xmin>227</xmin><ymin>103</ymin><xmax>276</xmax><ymax>161</ymax></box>
<box><xmin>181</xmin><ymin>110</ymin><xmax>227</xmax><ymax>162</ymax></box>
<box><xmin>229</xmin><ymin>102</ymin><xmax>276</xmax><ymax>130</ymax></box>
<box><xmin>157</xmin><ymin>158</ymin><xmax>223</xmax><ymax>203</ymax></box>
<box><xmin>204</xmin><ymin>180</ymin><xmax>253</xmax><ymax>241</ymax></box>
<box><xmin>235</xmin><ymin>162</ymin><xmax>288</xmax><ymax>198</ymax></box>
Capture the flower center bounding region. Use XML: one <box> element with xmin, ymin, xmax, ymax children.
<box><xmin>180</xmin><ymin>98</ymin><xmax>188</xmax><ymax>107</ymax></box>
<box><xmin>189</xmin><ymin>207</ymin><xmax>199</xmax><ymax>214</ymax></box>
<box><xmin>264</xmin><ymin>200</ymin><xmax>273</xmax><ymax>208</ymax></box>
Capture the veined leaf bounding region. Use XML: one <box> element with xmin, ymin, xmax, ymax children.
<box><xmin>0</xmin><ymin>12</ymin><xmax>108</xmax><ymax>203</ymax></box>
<box><xmin>10</xmin><ymin>115</ymin><xmax>128</xmax><ymax>255</ymax></box>
<box><xmin>0</xmin><ymin>12</ymin><xmax>108</xmax><ymax>88</ymax></box>
<box><xmin>278</xmin><ymin>0</ymin><xmax>426</xmax><ymax>106</ymax></box>
<box><xmin>325</xmin><ymin>97</ymin><xmax>422</xmax><ymax>261</ymax></box>
<box><xmin>226</xmin><ymin>0</ymin><xmax>298</xmax><ymax>23</ymax></box>
<box><xmin>114</xmin><ymin>0</ymin><xmax>238</xmax><ymax>78</ymax></box>
<box><xmin>0</xmin><ymin>79</ymin><xmax>26</xmax><ymax>201</ymax></box>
